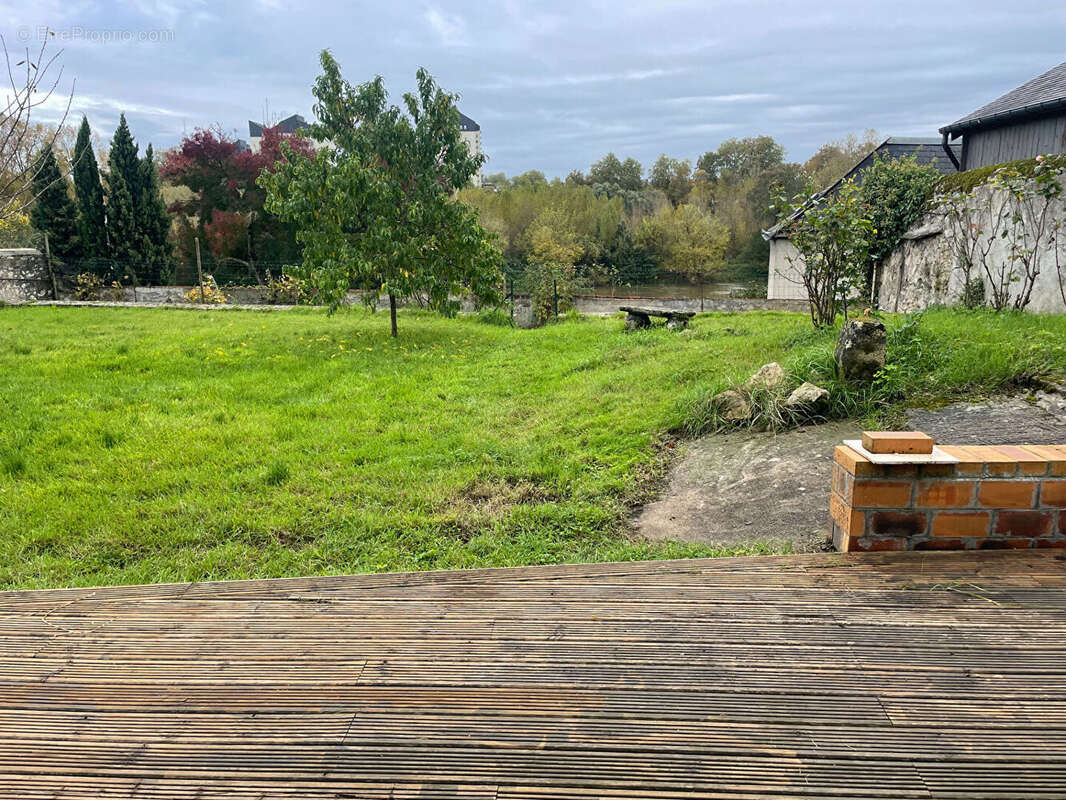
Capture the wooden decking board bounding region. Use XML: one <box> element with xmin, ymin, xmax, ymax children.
<box><xmin>1</xmin><ymin>551</ymin><xmax>1065</xmax><ymax>797</ymax></box>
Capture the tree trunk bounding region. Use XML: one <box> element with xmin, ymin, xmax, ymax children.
<box><xmin>389</xmin><ymin>293</ymin><xmax>398</xmax><ymax>337</ymax></box>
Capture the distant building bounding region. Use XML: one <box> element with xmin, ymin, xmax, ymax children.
<box><xmin>246</xmin><ymin>110</ymin><xmax>484</xmax><ymax>186</ymax></box>
<box><xmin>765</xmin><ymin>137</ymin><xmax>960</xmax><ymax>301</ymax></box>
<box><xmin>941</xmin><ymin>61</ymin><xmax>1066</xmax><ymax>171</ymax></box>
<box><xmin>459</xmin><ymin>112</ymin><xmax>482</xmax><ymax>187</ymax></box>
<box><xmin>247</xmin><ymin>114</ymin><xmax>313</xmax><ymax>153</ymax></box>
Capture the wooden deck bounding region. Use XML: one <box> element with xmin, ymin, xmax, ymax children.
<box><xmin>1</xmin><ymin>550</ymin><xmax>1066</xmax><ymax>798</ymax></box>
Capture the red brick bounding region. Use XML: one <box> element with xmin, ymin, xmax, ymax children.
<box><xmin>964</xmin><ymin>446</ymin><xmax>1018</xmax><ymax>476</ymax></box>
<box><xmin>834</xmin><ymin>445</ymin><xmax>879</xmax><ymax>477</ymax></box>
<box><xmin>1041</xmin><ymin>481</ymin><xmax>1066</xmax><ymax>508</ymax></box>
<box><xmin>1034</xmin><ymin>539</ymin><xmax>1066</xmax><ymax>548</ymax></box>
<box><xmin>995</xmin><ymin>509</ymin><xmax>1054</xmax><ymax>538</ymax></box>
<box><xmin>850</xmin><ymin>480</ymin><xmax>913</xmax><ymax>508</ymax></box>
<box><xmin>1022</xmin><ymin>445</ymin><xmax>1066</xmax><ymax>476</ymax></box>
<box><xmin>939</xmin><ymin>446</ymin><xmax>985</xmax><ymax>476</ymax></box>
<box><xmin>862</xmin><ymin>431</ymin><xmax>934</xmax><ymax>454</ymax></box>
<box><xmin>916</xmin><ymin>480</ymin><xmax>976</xmax><ymax>508</ymax></box>
<box><xmin>830</xmin><ymin>493</ymin><xmax>864</xmax><ymax>536</ymax></box>
<box><xmin>978</xmin><ymin>481</ymin><xmax>1036</xmax><ymax>508</ymax></box>
<box><xmin>869</xmin><ymin>511</ymin><xmax>928</xmax><ymax>538</ymax></box>
<box><xmin>995</xmin><ymin>446</ymin><xmax>1051</xmax><ymax>476</ymax></box>
<box><xmin>931</xmin><ymin>511</ymin><xmax>990</xmax><ymax>538</ymax></box>
<box><xmin>915</xmin><ymin>538</ymin><xmax>970</xmax><ymax>551</ymax></box>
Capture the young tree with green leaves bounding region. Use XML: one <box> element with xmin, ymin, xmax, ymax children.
<box><xmin>259</xmin><ymin>51</ymin><xmax>502</xmax><ymax>336</ymax></box>
<box><xmin>636</xmin><ymin>204</ymin><xmax>728</xmax><ymax>309</ymax></box>
<box><xmin>774</xmin><ymin>179</ymin><xmax>873</xmax><ymax>327</ymax></box>
<box><xmin>29</xmin><ymin>145</ymin><xmax>81</xmax><ymax>260</ymax></box>
<box><xmin>72</xmin><ymin>116</ymin><xmax>108</xmax><ymax>265</ymax></box>
<box><xmin>106</xmin><ymin>114</ymin><xmax>142</xmax><ymax>281</ymax></box>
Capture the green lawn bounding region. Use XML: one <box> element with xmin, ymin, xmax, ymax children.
<box><xmin>1</xmin><ymin>305</ymin><xmax>1064</xmax><ymax>589</ymax></box>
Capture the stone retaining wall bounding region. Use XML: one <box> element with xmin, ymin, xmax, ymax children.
<box><xmin>831</xmin><ymin>437</ymin><xmax>1066</xmax><ymax>552</ymax></box>
<box><xmin>0</xmin><ymin>249</ymin><xmax>51</xmax><ymax>303</ymax></box>
<box><xmin>878</xmin><ymin>177</ymin><xmax>1066</xmax><ymax>314</ymax></box>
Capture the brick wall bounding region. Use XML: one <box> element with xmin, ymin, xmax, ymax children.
<box><xmin>831</xmin><ymin>438</ymin><xmax>1066</xmax><ymax>552</ymax></box>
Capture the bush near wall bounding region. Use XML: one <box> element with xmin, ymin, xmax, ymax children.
<box><xmin>939</xmin><ymin>153</ymin><xmax>1066</xmax><ymax>195</ymax></box>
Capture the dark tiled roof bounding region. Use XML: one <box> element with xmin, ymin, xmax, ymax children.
<box><xmin>248</xmin><ymin>114</ymin><xmax>310</xmax><ymax>138</ymax></box>
<box><xmin>458</xmin><ymin>112</ymin><xmax>479</xmax><ymax>132</ymax></box>
<box><xmin>764</xmin><ymin>137</ymin><xmax>960</xmax><ymax>239</ymax></box>
<box><xmin>941</xmin><ymin>61</ymin><xmax>1066</xmax><ymax>136</ymax></box>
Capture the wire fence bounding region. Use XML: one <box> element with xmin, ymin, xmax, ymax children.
<box><xmin>51</xmin><ymin>256</ymin><xmax>766</xmax><ymax>304</ymax></box>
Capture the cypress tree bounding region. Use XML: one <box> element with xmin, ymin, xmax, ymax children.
<box><xmin>106</xmin><ymin>114</ymin><xmax>142</xmax><ymax>282</ymax></box>
<box><xmin>71</xmin><ymin>116</ymin><xmax>108</xmax><ymax>266</ymax></box>
<box><xmin>29</xmin><ymin>146</ymin><xmax>81</xmax><ymax>260</ymax></box>
<box><xmin>138</xmin><ymin>144</ymin><xmax>173</xmax><ymax>284</ymax></box>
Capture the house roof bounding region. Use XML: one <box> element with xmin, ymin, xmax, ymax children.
<box><xmin>458</xmin><ymin>112</ymin><xmax>480</xmax><ymax>132</ymax></box>
<box><xmin>941</xmin><ymin>61</ymin><xmax>1066</xmax><ymax>137</ymax></box>
<box><xmin>763</xmin><ymin>137</ymin><xmax>960</xmax><ymax>240</ymax></box>
<box><xmin>249</xmin><ymin>111</ymin><xmax>479</xmax><ymax>136</ymax></box>
<box><xmin>248</xmin><ymin>114</ymin><xmax>310</xmax><ymax>139</ymax></box>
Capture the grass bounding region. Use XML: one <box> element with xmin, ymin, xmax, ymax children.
<box><xmin>1</xmin><ymin>304</ymin><xmax>1064</xmax><ymax>590</ymax></box>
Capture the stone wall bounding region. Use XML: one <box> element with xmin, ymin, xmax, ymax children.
<box><xmin>57</xmin><ymin>284</ymin><xmax>807</xmax><ymax>321</ymax></box>
<box><xmin>0</xmin><ymin>249</ymin><xmax>51</xmax><ymax>304</ymax></box>
<box><xmin>879</xmin><ymin>178</ymin><xmax>1066</xmax><ymax>314</ymax></box>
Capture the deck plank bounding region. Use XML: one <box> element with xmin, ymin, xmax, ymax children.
<box><xmin>0</xmin><ymin>550</ymin><xmax>1065</xmax><ymax>798</ymax></box>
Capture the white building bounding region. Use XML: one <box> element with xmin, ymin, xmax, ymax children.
<box><xmin>458</xmin><ymin>112</ymin><xmax>482</xmax><ymax>187</ymax></box>
<box><xmin>764</xmin><ymin>137</ymin><xmax>960</xmax><ymax>300</ymax></box>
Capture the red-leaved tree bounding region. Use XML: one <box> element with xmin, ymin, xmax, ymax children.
<box><xmin>162</xmin><ymin>125</ymin><xmax>314</xmax><ymax>281</ymax></box>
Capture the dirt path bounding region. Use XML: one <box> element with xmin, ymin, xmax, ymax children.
<box><xmin>635</xmin><ymin>393</ymin><xmax>1066</xmax><ymax>552</ymax></box>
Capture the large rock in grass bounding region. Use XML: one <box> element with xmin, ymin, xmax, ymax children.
<box><xmin>713</xmin><ymin>389</ymin><xmax>750</xmax><ymax>422</ymax></box>
<box><xmin>785</xmin><ymin>381</ymin><xmax>830</xmax><ymax>412</ymax></box>
<box><xmin>835</xmin><ymin>319</ymin><xmax>886</xmax><ymax>384</ymax></box>
<box><xmin>745</xmin><ymin>362</ymin><xmax>787</xmax><ymax>392</ymax></box>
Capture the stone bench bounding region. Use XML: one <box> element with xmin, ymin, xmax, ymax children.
<box><xmin>620</xmin><ymin>306</ymin><xmax>695</xmax><ymax>330</ymax></box>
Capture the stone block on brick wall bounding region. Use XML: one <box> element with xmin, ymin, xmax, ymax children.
<box><xmin>834</xmin><ymin>319</ymin><xmax>886</xmax><ymax>384</ymax></box>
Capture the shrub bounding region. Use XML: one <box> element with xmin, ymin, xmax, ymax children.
<box><xmin>73</xmin><ymin>273</ymin><xmax>124</xmax><ymax>301</ymax></box>
<box><xmin>265</xmin><ymin>271</ymin><xmax>309</xmax><ymax>305</ymax></box>
<box><xmin>184</xmin><ymin>275</ymin><xmax>229</xmax><ymax>305</ymax></box>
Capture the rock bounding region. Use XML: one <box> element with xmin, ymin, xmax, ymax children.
<box><xmin>745</xmin><ymin>362</ymin><xmax>787</xmax><ymax>392</ymax></box>
<box><xmin>625</xmin><ymin>311</ymin><xmax>650</xmax><ymax>331</ymax></box>
<box><xmin>835</xmin><ymin>318</ymin><xmax>886</xmax><ymax>383</ymax></box>
<box><xmin>713</xmin><ymin>389</ymin><xmax>750</xmax><ymax>422</ymax></box>
<box><xmin>785</xmin><ymin>381</ymin><xmax>830</xmax><ymax>411</ymax></box>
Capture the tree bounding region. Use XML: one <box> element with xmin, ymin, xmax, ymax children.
<box><xmin>162</xmin><ymin>125</ymin><xmax>314</xmax><ymax>279</ymax></box>
<box><xmin>773</xmin><ymin>179</ymin><xmax>873</xmax><ymax>327</ymax></box>
<box><xmin>0</xmin><ymin>33</ymin><xmax>74</xmax><ymax>223</ymax></box>
<box><xmin>648</xmin><ymin>155</ymin><xmax>692</xmax><ymax>206</ymax></box>
<box><xmin>856</xmin><ymin>153</ymin><xmax>940</xmax><ymax>302</ymax></box>
<box><xmin>803</xmin><ymin>129</ymin><xmax>881</xmax><ymax>190</ymax></box>
<box><xmin>636</xmin><ymin>204</ymin><xmax>728</xmax><ymax>309</ymax></box>
<box><xmin>29</xmin><ymin>145</ymin><xmax>80</xmax><ymax>259</ymax></box>
<box><xmin>698</xmin><ymin>136</ymin><xmax>785</xmax><ymax>182</ymax></box>
<box><xmin>72</xmin><ymin>116</ymin><xmax>108</xmax><ymax>263</ymax></box>
<box><xmin>106</xmin><ymin>114</ymin><xmax>143</xmax><ymax>280</ymax></box>
<box><xmin>258</xmin><ymin>51</ymin><xmax>503</xmax><ymax>336</ymax></box>
<box><xmin>588</xmin><ymin>153</ymin><xmax>643</xmax><ymax>191</ymax></box>
<box><xmin>138</xmin><ymin>144</ymin><xmax>173</xmax><ymax>283</ymax></box>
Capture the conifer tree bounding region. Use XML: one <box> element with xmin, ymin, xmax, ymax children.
<box><xmin>29</xmin><ymin>146</ymin><xmax>81</xmax><ymax>260</ymax></box>
<box><xmin>72</xmin><ymin>116</ymin><xmax>108</xmax><ymax>264</ymax></box>
<box><xmin>106</xmin><ymin>114</ymin><xmax>143</xmax><ymax>280</ymax></box>
<box><xmin>138</xmin><ymin>144</ymin><xmax>173</xmax><ymax>283</ymax></box>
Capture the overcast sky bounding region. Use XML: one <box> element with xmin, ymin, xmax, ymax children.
<box><xmin>6</xmin><ymin>1</ymin><xmax>1066</xmax><ymax>177</ymax></box>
